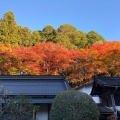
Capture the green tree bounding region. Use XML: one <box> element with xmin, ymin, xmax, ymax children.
<box><xmin>41</xmin><ymin>25</ymin><xmax>56</xmax><ymax>42</ymax></box>
<box><xmin>42</xmin><ymin>25</ymin><xmax>55</xmax><ymax>33</ymax></box>
<box><xmin>0</xmin><ymin>11</ymin><xmax>19</xmax><ymax>45</ymax></box>
<box><xmin>57</xmin><ymin>24</ymin><xmax>88</xmax><ymax>49</ymax></box>
<box><xmin>54</xmin><ymin>32</ymin><xmax>77</xmax><ymax>49</ymax></box>
<box><xmin>19</xmin><ymin>27</ymin><xmax>32</xmax><ymax>46</ymax></box>
<box><xmin>54</xmin><ymin>24</ymin><xmax>78</xmax><ymax>49</ymax></box>
<box><xmin>1</xmin><ymin>95</ymin><xmax>34</xmax><ymax>120</ymax></box>
<box><xmin>50</xmin><ymin>90</ymin><xmax>99</xmax><ymax>120</ymax></box>
<box><xmin>15</xmin><ymin>25</ymin><xmax>23</xmax><ymax>46</ymax></box>
<box><xmin>58</xmin><ymin>24</ymin><xmax>77</xmax><ymax>33</ymax></box>
<box><xmin>69</xmin><ymin>31</ymin><xmax>88</xmax><ymax>49</ymax></box>
<box><xmin>87</xmin><ymin>31</ymin><xmax>105</xmax><ymax>46</ymax></box>
<box><xmin>32</xmin><ymin>30</ymin><xmax>41</xmax><ymax>45</ymax></box>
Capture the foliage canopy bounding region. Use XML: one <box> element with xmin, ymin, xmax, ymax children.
<box><xmin>0</xmin><ymin>11</ymin><xmax>105</xmax><ymax>49</ymax></box>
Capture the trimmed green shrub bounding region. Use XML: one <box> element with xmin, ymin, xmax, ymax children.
<box><xmin>50</xmin><ymin>90</ymin><xmax>99</xmax><ymax>120</ymax></box>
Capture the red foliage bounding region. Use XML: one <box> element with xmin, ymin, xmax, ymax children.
<box><xmin>31</xmin><ymin>42</ymin><xmax>73</xmax><ymax>75</ymax></box>
<box><xmin>1</xmin><ymin>41</ymin><xmax>120</xmax><ymax>87</ymax></box>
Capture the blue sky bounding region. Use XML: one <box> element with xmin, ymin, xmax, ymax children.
<box><xmin>0</xmin><ymin>0</ymin><xmax>120</xmax><ymax>40</ymax></box>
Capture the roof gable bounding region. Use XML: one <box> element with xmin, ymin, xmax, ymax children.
<box><xmin>91</xmin><ymin>76</ymin><xmax>120</xmax><ymax>96</ymax></box>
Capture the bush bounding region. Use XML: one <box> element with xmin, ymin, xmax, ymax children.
<box><xmin>0</xmin><ymin>95</ymin><xmax>34</xmax><ymax>120</ymax></box>
<box><xmin>50</xmin><ymin>90</ymin><xmax>99</xmax><ymax>120</ymax></box>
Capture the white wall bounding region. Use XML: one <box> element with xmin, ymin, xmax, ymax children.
<box><xmin>36</xmin><ymin>104</ymin><xmax>48</xmax><ymax>120</ymax></box>
<box><xmin>78</xmin><ymin>85</ymin><xmax>92</xmax><ymax>95</ymax></box>
<box><xmin>77</xmin><ymin>85</ymin><xmax>101</xmax><ymax>103</ymax></box>
<box><xmin>116</xmin><ymin>106</ymin><xmax>120</xmax><ymax>111</ymax></box>
<box><xmin>92</xmin><ymin>96</ymin><xmax>101</xmax><ymax>103</ymax></box>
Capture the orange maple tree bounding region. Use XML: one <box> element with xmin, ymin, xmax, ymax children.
<box><xmin>0</xmin><ymin>41</ymin><xmax>120</xmax><ymax>88</ymax></box>
<box><xmin>31</xmin><ymin>42</ymin><xmax>73</xmax><ymax>75</ymax></box>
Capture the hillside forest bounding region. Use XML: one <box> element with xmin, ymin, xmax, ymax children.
<box><xmin>0</xmin><ymin>11</ymin><xmax>119</xmax><ymax>87</ymax></box>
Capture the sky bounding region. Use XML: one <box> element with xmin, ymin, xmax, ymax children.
<box><xmin>0</xmin><ymin>0</ymin><xmax>120</xmax><ymax>41</ymax></box>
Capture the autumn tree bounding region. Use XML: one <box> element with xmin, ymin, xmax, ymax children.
<box><xmin>12</xmin><ymin>45</ymin><xmax>42</xmax><ymax>75</ymax></box>
<box><xmin>0</xmin><ymin>40</ymin><xmax>120</xmax><ymax>88</ymax></box>
<box><xmin>31</xmin><ymin>42</ymin><xmax>73</xmax><ymax>75</ymax></box>
<box><xmin>65</xmin><ymin>48</ymin><xmax>99</xmax><ymax>87</ymax></box>
<box><xmin>89</xmin><ymin>41</ymin><xmax>120</xmax><ymax>77</ymax></box>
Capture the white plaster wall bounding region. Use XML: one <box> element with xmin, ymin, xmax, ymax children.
<box><xmin>77</xmin><ymin>85</ymin><xmax>92</xmax><ymax>95</ymax></box>
<box><xmin>77</xmin><ymin>85</ymin><xmax>100</xmax><ymax>103</ymax></box>
<box><xmin>92</xmin><ymin>96</ymin><xmax>100</xmax><ymax>103</ymax></box>
<box><xmin>36</xmin><ymin>104</ymin><xmax>48</xmax><ymax>120</ymax></box>
<box><xmin>116</xmin><ymin>106</ymin><xmax>120</xmax><ymax>111</ymax></box>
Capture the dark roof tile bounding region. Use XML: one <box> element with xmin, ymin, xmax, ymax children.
<box><xmin>95</xmin><ymin>76</ymin><xmax>120</xmax><ymax>87</ymax></box>
<box><xmin>0</xmin><ymin>75</ymin><xmax>70</xmax><ymax>96</ymax></box>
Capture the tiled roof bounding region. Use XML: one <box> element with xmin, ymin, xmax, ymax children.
<box><xmin>95</xmin><ymin>76</ymin><xmax>120</xmax><ymax>87</ymax></box>
<box><xmin>0</xmin><ymin>75</ymin><xmax>70</xmax><ymax>97</ymax></box>
<box><xmin>97</xmin><ymin>104</ymin><xmax>114</xmax><ymax>114</ymax></box>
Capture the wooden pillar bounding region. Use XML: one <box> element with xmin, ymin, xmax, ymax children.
<box><xmin>32</xmin><ymin>108</ymin><xmax>36</xmax><ymax>120</ymax></box>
